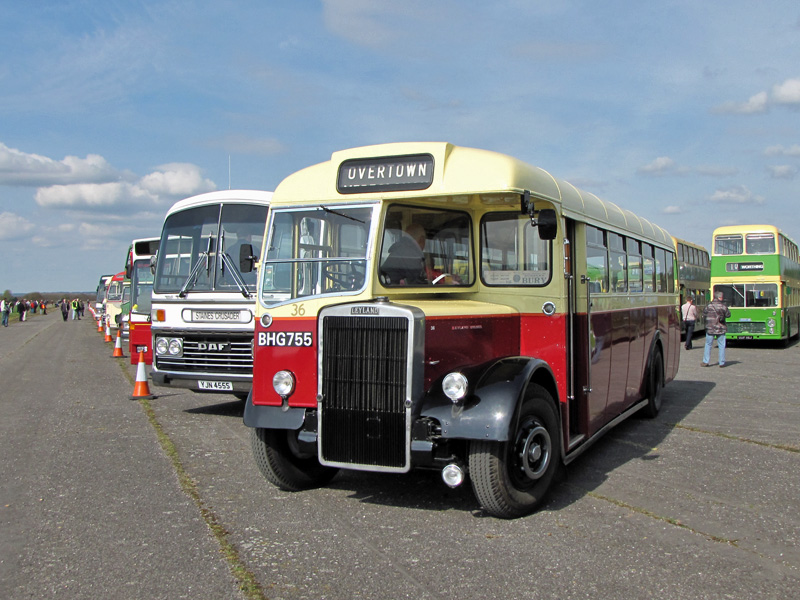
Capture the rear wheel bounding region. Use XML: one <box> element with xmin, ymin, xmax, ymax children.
<box><xmin>469</xmin><ymin>384</ymin><xmax>560</xmax><ymax>518</ymax></box>
<box><xmin>641</xmin><ymin>348</ymin><xmax>664</xmax><ymax>419</ymax></box>
<box><xmin>251</xmin><ymin>427</ymin><xmax>338</xmax><ymax>491</ymax></box>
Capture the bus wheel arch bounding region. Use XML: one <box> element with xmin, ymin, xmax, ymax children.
<box><xmin>468</xmin><ymin>383</ymin><xmax>561</xmax><ymax>518</ymax></box>
<box><xmin>250</xmin><ymin>427</ymin><xmax>339</xmax><ymax>491</ymax></box>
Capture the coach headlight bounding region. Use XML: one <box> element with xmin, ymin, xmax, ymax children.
<box><xmin>155</xmin><ymin>337</ymin><xmax>169</xmax><ymax>355</ymax></box>
<box><xmin>273</xmin><ymin>370</ymin><xmax>296</xmax><ymax>398</ymax></box>
<box><xmin>168</xmin><ymin>338</ymin><xmax>183</xmax><ymax>357</ymax></box>
<box><xmin>442</xmin><ymin>372</ymin><xmax>468</xmax><ymax>404</ymax></box>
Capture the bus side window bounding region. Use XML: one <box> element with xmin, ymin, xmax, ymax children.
<box><xmin>586</xmin><ymin>226</ymin><xmax>608</xmax><ymax>294</ymax></box>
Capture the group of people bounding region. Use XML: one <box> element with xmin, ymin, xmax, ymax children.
<box><xmin>58</xmin><ymin>298</ymin><xmax>85</xmax><ymax>321</ymax></box>
<box><xmin>0</xmin><ymin>297</ymin><xmax>89</xmax><ymax>326</ymax></box>
<box><xmin>1</xmin><ymin>297</ymin><xmax>48</xmax><ymax>326</ymax></box>
<box><xmin>681</xmin><ymin>291</ymin><xmax>731</xmax><ymax>367</ymax></box>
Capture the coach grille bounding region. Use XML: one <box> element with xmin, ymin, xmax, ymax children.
<box><xmin>154</xmin><ymin>330</ymin><xmax>253</xmax><ymax>375</ymax></box>
<box><xmin>319</xmin><ymin>315</ymin><xmax>410</xmax><ymax>471</ymax></box>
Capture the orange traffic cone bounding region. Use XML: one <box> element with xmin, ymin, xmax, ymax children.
<box><xmin>130</xmin><ymin>351</ymin><xmax>155</xmax><ymax>399</ymax></box>
<box><xmin>104</xmin><ymin>319</ymin><xmax>113</xmax><ymax>342</ymax></box>
<box><xmin>97</xmin><ymin>317</ymin><xmax>103</xmax><ymax>333</ymax></box>
<box><xmin>112</xmin><ymin>328</ymin><xmax>125</xmax><ymax>357</ymax></box>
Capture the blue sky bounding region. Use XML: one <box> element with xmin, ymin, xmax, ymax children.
<box><xmin>1</xmin><ymin>1</ymin><xmax>799</xmax><ymax>293</ymax></box>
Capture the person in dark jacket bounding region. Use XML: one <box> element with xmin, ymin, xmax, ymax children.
<box><xmin>702</xmin><ymin>290</ymin><xmax>731</xmax><ymax>367</ymax></box>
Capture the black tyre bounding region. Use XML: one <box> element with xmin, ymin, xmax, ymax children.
<box><xmin>250</xmin><ymin>427</ymin><xmax>338</xmax><ymax>491</ymax></box>
<box><xmin>468</xmin><ymin>384</ymin><xmax>560</xmax><ymax>518</ymax></box>
<box><xmin>641</xmin><ymin>348</ymin><xmax>664</xmax><ymax>419</ymax></box>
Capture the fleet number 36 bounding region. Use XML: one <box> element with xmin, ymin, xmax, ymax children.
<box><xmin>257</xmin><ymin>331</ymin><xmax>313</xmax><ymax>347</ymax></box>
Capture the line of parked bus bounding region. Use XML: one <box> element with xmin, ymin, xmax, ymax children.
<box><xmin>91</xmin><ymin>142</ymin><xmax>799</xmax><ymax>518</ymax></box>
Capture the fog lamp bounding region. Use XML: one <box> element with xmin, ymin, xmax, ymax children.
<box><xmin>442</xmin><ymin>372</ymin><xmax>468</xmax><ymax>404</ymax></box>
<box><xmin>442</xmin><ymin>463</ymin><xmax>465</xmax><ymax>488</ymax></box>
<box><xmin>273</xmin><ymin>370</ymin><xmax>295</xmax><ymax>398</ymax></box>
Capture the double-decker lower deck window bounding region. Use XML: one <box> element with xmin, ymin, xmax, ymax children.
<box><xmin>716</xmin><ymin>283</ymin><xmax>779</xmax><ymax>308</ymax></box>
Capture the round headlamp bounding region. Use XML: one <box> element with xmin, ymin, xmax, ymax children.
<box><xmin>168</xmin><ymin>338</ymin><xmax>183</xmax><ymax>356</ymax></box>
<box><xmin>273</xmin><ymin>370</ymin><xmax>296</xmax><ymax>398</ymax></box>
<box><xmin>155</xmin><ymin>337</ymin><xmax>169</xmax><ymax>355</ymax></box>
<box><xmin>442</xmin><ymin>372</ymin><xmax>468</xmax><ymax>403</ymax></box>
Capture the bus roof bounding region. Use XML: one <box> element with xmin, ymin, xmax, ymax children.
<box><xmin>164</xmin><ymin>190</ymin><xmax>273</xmax><ymax>219</ymax></box>
<box><xmin>273</xmin><ymin>142</ymin><xmax>673</xmax><ymax>248</ymax></box>
<box><xmin>111</xmin><ymin>271</ymin><xmax>126</xmax><ymax>282</ymax></box>
<box><xmin>672</xmin><ymin>236</ymin><xmax>709</xmax><ymax>253</ymax></box>
<box><xmin>712</xmin><ymin>224</ymin><xmax>785</xmax><ymax>238</ymax></box>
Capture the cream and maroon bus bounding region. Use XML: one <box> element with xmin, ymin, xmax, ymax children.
<box><xmin>245</xmin><ymin>142</ymin><xmax>680</xmax><ymax>518</ymax></box>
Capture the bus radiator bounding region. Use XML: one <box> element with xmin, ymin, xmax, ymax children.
<box><xmin>320</xmin><ymin>315</ymin><xmax>408</xmax><ymax>470</ymax></box>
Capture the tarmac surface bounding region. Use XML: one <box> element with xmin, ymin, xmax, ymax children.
<box><xmin>1</xmin><ymin>313</ymin><xmax>799</xmax><ymax>599</ymax></box>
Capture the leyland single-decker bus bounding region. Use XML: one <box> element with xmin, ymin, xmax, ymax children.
<box><xmin>150</xmin><ymin>190</ymin><xmax>272</xmax><ymax>398</ymax></box>
<box><xmin>673</xmin><ymin>236</ymin><xmax>710</xmax><ymax>335</ymax></box>
<box><xmin>711</xmin><ymin>224</ymin><xmax>800</xmax><ymax>341</ymax></box>
<box><xmin>244</xmin><ymin>142</ymin><xmax>680</xmax><ymax>518</ymax></box>
<box><xmin>125</xmin><ymin>236</ymin><xmax>160</xmax><ymax>364</ymax></box>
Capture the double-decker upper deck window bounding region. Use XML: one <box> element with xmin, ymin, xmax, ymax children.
<box><xmin>380</xmin><ymin>205</ymin><xmax>473</xmax><ymax>287</ymax></box>
<box><xmin>479</xmin><ymin>212</ymin><xmax>551</xmax><ymax>286</ymax></box>
<box><xmin>745</xmin><ymin>233</ymin><xmax>775</xmax><ymax>255</ymax></box>
<box><xmin>715</xmin><ymin>234</ymin><xmax>743</xmax><ymax>255</ymax></box>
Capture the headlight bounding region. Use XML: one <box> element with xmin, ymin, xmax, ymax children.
<box><xmin>767</xmin><ymin>318</ymin><xmax>776</xmax><ymax>328</ymax></box>
<box><xmin>155</xmin><ymin>337</ymin><xmax>169</xmax><ymax>355</ymax></box>
<box><xmin>168</xmin><ymin>338</ymin><xmax>183</xmax><ymax>356</ymax></box>
<box><xmin>273</xmin><ymin>370</ymin><xmax>295</xmax><ymax>397</ymax></box>
<box><xmin>442</xmin><ymin>372</ymin><xmax>468</xmax><ymax>403</ymax></box>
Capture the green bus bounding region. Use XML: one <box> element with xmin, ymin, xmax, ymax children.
<box><xmin>710</xmin><ymin>224</ymin><xmax>800</xmax><ymax>341</ymax></box>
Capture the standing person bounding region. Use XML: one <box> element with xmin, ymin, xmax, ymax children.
<box><xmin>681</xmin><ymin>296</ymin><xmax>698</xmax><ymax>350</ymax></box>
<box><xmin>1</xmin><ymin>297</ymin><xmax>8</xmax><ymax>327</ymax></box>
<box><xmin>60</xmin><ymin>298</ymin><xmax>69</xmax><ymax>322</ymax></box>
<box><xmin>702</xmin><ymin>290</ymin><xmax>731</xmax><ymax>367</ymax></box>
<box><xmin>17</xmin><ymin>298</ymin><xmax>26</xmax><ymax>322</ymax></box>
<box><xmin>71</xmin><ymin>298</ymin><xmax>79</xmax><ymax>320</ymax></box>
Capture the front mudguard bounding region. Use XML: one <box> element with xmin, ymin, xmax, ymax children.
<box><xmin>420</xmin><ymin>356</ymin><xmax>553</xmax><ymax>442</ymax></box>
<box><xmin>243</xmin><ymin>392</ymin><xmax>306</xmax><ymax>430</ymax></box>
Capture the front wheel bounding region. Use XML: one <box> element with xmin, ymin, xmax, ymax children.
<box><xmin>251</xmin><ymin>427</ymin><xmax>339</xmax><ymax>491</ymax></box>
<box><xmin>469</xmin><ymin>384</ymin><xmax>560</xmax><ymax>518</ymax></box>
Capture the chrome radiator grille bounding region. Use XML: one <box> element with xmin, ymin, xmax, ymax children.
<box><xmin>154</xmin><ymin>331</ymin><xmax>253</xmax><ymax>375</ymax></box>
<box><xmin>320</xmin><ymin>315</ymin><xmax>409</xmax><ymax>470</ymax></box>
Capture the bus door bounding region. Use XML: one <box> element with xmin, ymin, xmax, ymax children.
<box><xmin>570</xmin><ymin>220</ymin><xmax>611</xmax><ymax>441</ymax></box>
<box><xmin>565</xmin><ymin>219</ymin><xmax>583</xmax><ymax>449</ymax></box>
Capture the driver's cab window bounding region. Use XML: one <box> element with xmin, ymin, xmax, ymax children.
<box><xmin>379</xmin><ymin>205</ymin><xmax>472</xmax><ymax>287</ymax></box>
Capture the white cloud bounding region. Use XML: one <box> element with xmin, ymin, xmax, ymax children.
<box><xmin>709</xmin><ymin>185</ymin><xmax>765</xmax><ymax>205</ymax></box>
<box><xmin>638</xmin><ymin>156</ymin><xmax>677</xmax><ymax>175</ymax></box>
<box><xmin>138</xmin><ymin>163</ymin><xmax>216</xmax><ymax>197</ymax></box>
<box><xmin>31</xmin><ymin>163</ymin><xmax>215</xmax><ymax>211</ymax></box>
<box><xmin>321</xmin><ymin>0</ymin><xmax>438</xmax><ymax>49</ymax></box>
<box><xmin>712</xmin><ymin>91</ymin><xmax>768</xmax><ymax>114</ymax></box>
<box><xmin>637</xmin><ymin>156</ymin><xmax>735</xmax><ymax>177</ymax></box>
<box><xmin>772</xmin><ymin>78</ymin><xmax>800</xmax><ymax>106</ymax></box>
<box><xmin>0</xmin><ymin>142</ymin><xmax>120</xmax><ymax>186</ymax></box>
<box><xmin>767</xmin><ymin>165</ymin><xmax>798</xmax><ymax>179</ymax></box>
<box><xmin>764</xmin><ymin>144</ymin><xmax>800</xmax><ymax>156</ymax></box>
<box><xmin>34</xmin><ymin>182</ymin><xmax>154</xmax><ymax>209</ymax></box>
<box><xmin>662</xmin><ymin>205</ymin><xmax>682</xmax><ymax>215</ymax></box>
<box><xmin>0</xmin><ymin>212</ymin><xmax>35</xmax><ymax>240</ymax></box>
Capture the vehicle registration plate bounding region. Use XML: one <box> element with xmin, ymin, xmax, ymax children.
<box><xmin>198</xmin><ymin>380</ymin><xmax>234</xmax><ymax>391</ymax></box>
<box><xmin>193</xmin><ymin>310</ymin><xmax>240</xmax><ymax>322</ymax></box>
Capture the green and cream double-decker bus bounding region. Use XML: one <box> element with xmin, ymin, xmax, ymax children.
<box><xmin>711</xmin><ymin>224</ymin><xmax>800</xmax><ymax>341</ymax></box>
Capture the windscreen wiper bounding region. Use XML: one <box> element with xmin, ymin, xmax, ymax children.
<box><xmin>178</xmin><ymin>236</ymin><xmax>213</xmax><ymax>297</ymax></box>
<box><xmin>219</xmin><ymin>251</ymin><xmax>251</xmax><ymax>298</ymax></box>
